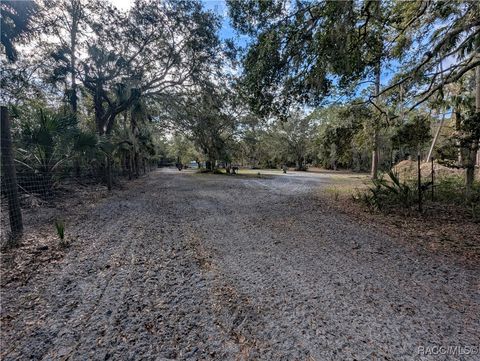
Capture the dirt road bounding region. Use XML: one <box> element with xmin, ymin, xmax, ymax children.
<box><xmin>1</xmin><ymin>169</ymin><xmax>479</xmax><ymax>360</ymax></box>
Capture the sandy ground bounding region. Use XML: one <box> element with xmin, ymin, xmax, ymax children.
<box><xmin>1</xmin><ymin>169</ymin><xmax>479</xmax><ymax>360</ymax></box>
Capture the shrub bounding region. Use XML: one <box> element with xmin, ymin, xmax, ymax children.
<box><xmin>355</xmin><ymin>170</ymin><xmax>416</xmax><ymax>211</ymax></box>
<box><xmin>355</xmin><ymin>170</ymin><xmax>480</xmax><ymax>219</ymax></box>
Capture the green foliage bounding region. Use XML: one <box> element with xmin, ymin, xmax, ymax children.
<box><xmin>171</xmin><ymin>82</ymin><xmax>237</xmax><ymax>169</ymax></box>
<box><xmin>75</xmin><ymin>0</ymin><xmax>222</xmax><ymax>136</ymax></box>
<box><xmin>236</xmin><ymin>125</ymin><xmax>277</xmax><ymax>169</ymax></box>
<box><xmin>14</xmin><ymin>107</ymin><xmax>97</xmax><ymax>178</ymax></box>
<box><xmin>228</xmin><ymin>0</ymin><xmax>395</xmax><ymax>116</ymax></box>
<box><xmin>3</xmin><ymin>0</ymin><xmax>480</xmax><ymax>208</ymax></box>
<box><xmin>391</xmin><ymin>115</ymin><xmax>431</xmax><ymax>155</ymax></box>
<box><xmin>232</xmin><ymin>112</ymin><xmax>316</xmax><ymax>170</ymax></box>
<box><xmin>357</xmin><ymin>171</ymin><xmax>480</xmax><ymax>218</ymax></box>
<box><xmin>311</xmin><ymin>104</ymin><xmax>370</xmax><ymax>171</ymax></box>
<box><xmin>55</xmin><ymin>219</ymin><xmax>67</xmax><ymax>246</ymax></box>
<box><xmin>270</xmin><ymin>113</ymin><xmax>316</xmax><ymax>170</ymax></box>
<box><xmin>434</xmin><ymin>176</ymin><xmax>480</xmax><ymax>205</ymax></box>
<box><xmin>0</xmin><ymin>0</ymin><xmax>38</xmax><ymax>62</ymax></box>
<box><xmin>168</xmin><ymin>133</ymin><xmax>201</xmax><ymax>165</ymax></box>
<box><xmin>357</xmin><ymin>170</ymin><xmax>416</xmax><ymax>211</ymax></box>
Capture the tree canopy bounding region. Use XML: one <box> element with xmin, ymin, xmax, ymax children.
<box><xmin>1</xmin><ymin>0</ymin><xmax>479</xmax><ymax>194</ymax></box>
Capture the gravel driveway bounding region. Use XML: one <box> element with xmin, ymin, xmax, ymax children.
<box><xmin>1</xmin><ymin>169</ymin><xmax>479</xmax><ymax>360</ymax></box>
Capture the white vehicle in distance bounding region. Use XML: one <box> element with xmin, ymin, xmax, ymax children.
<box><xmin>189</xmin><ymin>161</ymin><xmax>199</xmax><ymax>169</ymax></box>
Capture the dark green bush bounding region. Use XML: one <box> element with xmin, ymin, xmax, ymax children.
<box><xmin>356</xmin><ymin>170</ymin><xmax>416</xmax><ymax>211</ymax></box>
<box><xmin>356</xmin><ymin>171</ymin><xmax>480</xmax><ymax>219</ymax></box>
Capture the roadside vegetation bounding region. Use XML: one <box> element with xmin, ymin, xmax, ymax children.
<box><xmin>1</xmin><ymin>0</ymin><xmax>479</xmax><ymax>240</ymax></box>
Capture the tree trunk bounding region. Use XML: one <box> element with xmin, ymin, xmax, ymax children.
<box><xmin>94</xmin><ymin>85</ymin><xmax>105</xmax><ymax>135</ymax></box>
<box><xmin>296</xmin><ymin>156</ymin><xmax>305</xmax><ymax>171</ymax></box>
<box><xmin>106</xmin><ymin>155</ymin><xmax>112</xmax><ymax>191</ymax></box>
<box><xmin>206</xmin><ymin>157</ymin><xmax>215</xmax><ymax>171</ymax></box>
<box><xmin>1</xmin><ymin>106</ymin><xmax>23</xmax><ymax>239</ymax></box>
<box><xmin>134</xmin><ymin>152</ymin><xmax>140</xmax><ymax>177</ymax></box>
<box><xmin>74</xmin><ymin>158</ymin><xmax>81</xmax><ymax>177</ymax></box>
<box><xmin>371</xmin><ymin>64</ymin><xmax>381</xmax><ymax>180</ymax></box>
<box><xmin>426</xmin><ymin>110</ymin><xmax>446</xmax><ymax>162</ymax></box>
<box><xmin>121</xmin><ymin>153</ymin><xmax>127</xmax><ymax>176</ymax></box>
<box><xmin>69</xmin><ymin>0</ymin><xmax>78</xmax><ymax>114</ymax></box>
<box><xmin>105</xmin><ymin>113</ymin><xmax>117</xmax><ymax>135</ymax></box>
<box><xmin>128</xmin><ymin>152</ymin><xmax>133</xmax><ymax>180</ymax></box>
<box><xmin>371</xmin><ymin>127</ymin><xmax>379</xmax><ymax>179</ymax></box>
<box><xmin>466</xmin><ymin>63</ymin><xmax>480</xmax><ymax>195</ymax></box>
<box><xmin>454</xmin><ymin>110</ymin><xmax>464</xmax><ymax>165</ymax></box>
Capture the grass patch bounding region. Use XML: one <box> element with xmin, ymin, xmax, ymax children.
<box><xmin>55</xmin><ymin>219</ymin><xmax>68</xmax><ymax>247</ymax></box>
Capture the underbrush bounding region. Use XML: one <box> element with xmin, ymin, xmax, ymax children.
<box><xmin>354</xmin><ymin>171</ymin><xmax>417</xmax><ymax>211</ymax></box>
<box><xmin>354</xmin><ymin>171</ymin><xmax>480</xmax><ymax>220</ymax></box>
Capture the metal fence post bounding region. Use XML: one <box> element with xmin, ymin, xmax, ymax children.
<box><xmin>1</xmin><ymin>106</ymin><xmax>23</xmax><ymax>239</ymax></box>
<box><xmin>417</xmin><ymin>154</ymin><xmax>422</xmax><ymax>213</ymax></box>
<box><xmin>431</xmin><ymin>157</ymin><xmax>435</xmax><ymax>201</ymax></box>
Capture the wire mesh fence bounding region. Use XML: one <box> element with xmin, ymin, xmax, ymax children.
<box><xmin>1</xmin><ymin>107</ymin><xmax>158</xmax><ymax>246</ymax></box>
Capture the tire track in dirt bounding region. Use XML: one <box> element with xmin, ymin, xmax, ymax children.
<box><xmin>6</xmin><ymin>180</ymin><xmax>144</xmax><ymax>356</ymax></box>
<box><xmin>179</xmin><ymin>172</ymin><xmax>480</xmax><ymax>360</ymax></box>
<box><xmin>184</xmin><ymin>227</ymin><xmax>268</xmax><ymax>359</ymax></box>
<box><xmin>2</xmin><ymin>170</ymin><xmax>479</xmax><ymax>360</ymax></box>
<box><xmin>2</xmin><ymin>173</ymin><xmax>176</xmax><ymax>360</ymax></box>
